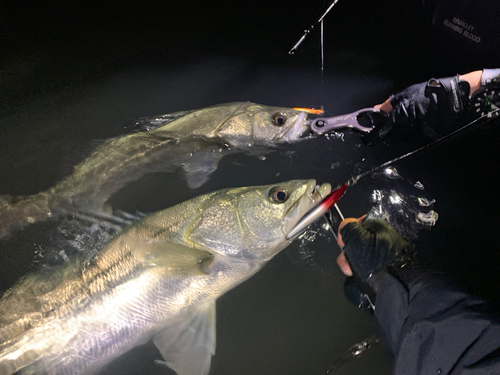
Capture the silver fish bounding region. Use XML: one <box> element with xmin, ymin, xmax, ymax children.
<box><xmin>0</xmin><ymin>102</ymin><xmax>310</xmax><ymax>239</ymax></box>
<box><xmin>0</xmin><ymin>179</ymin><xmax>331</xmax><ymax>375</ymax></box>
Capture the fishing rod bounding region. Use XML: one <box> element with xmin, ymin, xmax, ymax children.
<box><xmin>288</xmin><ymin>0</ymin><xmax>342</xmax><ymax>54</ymax></box>
<box><xmin>325</xmin><ymin>331</ymin><xmax>380</xmax><ymax>373</ymax></box>
<box><xmin>287</xmin><ymin>108</ymin><xmax>500</xmax><ymax>240</ymax></box>
<box><xmin>292</xmin><ymin>108</ymin><xmax>500</xmax><ymax>375</ymax></box>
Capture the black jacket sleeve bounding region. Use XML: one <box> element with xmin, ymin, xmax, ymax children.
<box><xmin>375</xmin><ymin>271</ymin><xmax>500</xmax><ymax>374</ymax></box>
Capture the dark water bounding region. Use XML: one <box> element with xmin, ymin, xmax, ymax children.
<box><xmin>1</xmin><ymin>1</ymin><xmax>500</xmax><ymax>374</ymax></box>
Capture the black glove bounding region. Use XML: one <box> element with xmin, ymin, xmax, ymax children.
<box><xmin>362</xmin><ymin>75</ymin><xmax>471</xmax><ymax>145</ymax></box>
<box><xmin>340</xmin><ymin>218</ymin><xmax>410</xmax><ymax>309</ymax></box>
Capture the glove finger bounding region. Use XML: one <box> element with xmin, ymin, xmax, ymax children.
<box><xmin>389</xmin><ymin>82</ymin><xmax>425</xmax><ymax>107</ymax></box>
<box><xmin>363</xmin><ymin>220</ymin><xmax>409</xmax><ymax>256</ymax></box>
<box><xmin>340</xmin><ymin>219</ymin><xmax>409</xmax><ymax>280</ymax></box>
<box><xmin>339</xmin><ymin>221</ymin><xmax>373</xmax><ymax>249</ymax></box>
<box><xmin>340</xmin><ymin>222</ymin><xmax>376</xmax><ymax>280</ymax></box>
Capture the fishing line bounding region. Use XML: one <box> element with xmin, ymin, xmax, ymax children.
<box><xmin>345</xmin><ymin>108</ymin><xmax>500</xmax><ymax>188</ymax></box>
<box><xmin>288</xmin><ymin>0</ymin><xmax>342</xmax><ymax>54</ymax></box>
<box><xmin>320</xmin><ymin>18</ymin><xmax>325</xmax><ymax>112</ymax></box>
<box><xmin>287</xmin><ymin>108</ymin><xmax>499</xmax><ymax>240</ymax></box>
<box><xmin>318</xmin><ymin>108</ymin><xmax>499</xmax><ymax>374</ymax></box>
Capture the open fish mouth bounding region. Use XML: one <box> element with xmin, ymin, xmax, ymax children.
<box><xmin>282</xmin><ymin>111</ymin><xmax>309</xmax><ymax>142</ymax></box>
<box><xmin>283</xmin><ymin>180</ymin><xmax>332</xmax><ymax>236</ymax></box>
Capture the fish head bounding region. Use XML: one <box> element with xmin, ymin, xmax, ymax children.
<box><xmin>189</xmin><ymin>179</ymin><xmax>331</xmax><ymax>262</ymax></box>
<box><xmin>217</xmin><ymin>103</ymin><xmax>310</xmax><ymax>148</ymax></box>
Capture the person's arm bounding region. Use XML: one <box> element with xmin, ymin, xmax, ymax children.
<box><xmin>376</xmin><ymin>270</ymin><xmax>500</xmax><ymax>374</ymax></box>
<box><xmin>364</xmin><ymin>68</ymin><xmax>500</xmax><ymax>145</ymax></box>
<box><xmin>337</xmin><ymin>217</ymin><xmax>500</xmax><ymax>374</ymax></box>
<box><xmin>459</xmin><ymin>70</ymin><xmax>483</xmax><ymax>96</ymax></box>
<box><xmin>374</xmin><ymin>70</ymin><xmax>483</xmax><ymax>114</ymax></box>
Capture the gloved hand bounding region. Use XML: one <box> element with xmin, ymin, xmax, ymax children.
<box><xmin>338</xmin><ymin>217</ymin><xmax>410</xmax><ymax>309</ymax></box>
<box><xmin>362</xmin><ymin>75</ymin><xmax>471</xmax><ymax>145</ymax></box>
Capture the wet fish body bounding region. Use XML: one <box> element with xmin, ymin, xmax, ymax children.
<box><xmin>0</xmin><ymin>102</ymin><xmax>310</xmax><ymax>239</ymax></box>
<box><xmin>0</xmin><ymin>179</ymin><xmax>331</xmax><ymax>375</ymax></box>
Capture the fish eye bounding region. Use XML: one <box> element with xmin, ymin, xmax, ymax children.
<box><xmin>272</xmin><ymin>113</ymin><xmax>287</xmax><ymax>126</ymax></box>
<box><xmin>269</xmin><ymin>187</ymin><xmax>289</xmax><ymax>203</ymax></box>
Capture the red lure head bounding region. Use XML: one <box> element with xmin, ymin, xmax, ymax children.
<box><xmin>322</xmin><ymin>183</ymin><xmax>348</xmax><ymax>209</ymax></box>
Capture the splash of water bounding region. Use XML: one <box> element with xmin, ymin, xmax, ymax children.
<box><xmin>324</xmin><ymin>132</ymin><xmax>345</xmax><ymax>141</ymax></box>
<box><xmin>33</xmin><ymin>213</ymin><xmax>131</xmax><ymax>269</ymax></box>
<box><xmin>290</xmin><ymin>221</ymin><xmax>337</xmax><ymax>277</ymax></box>
<box><xmin>364</xmin><ymin>165</ymin><xmax>439</xmax><ymax>239</ymax></box>
<box><xmin>331</xmin><ymin>162</ymin><xmax>341</xmax><ymax>170</ymax></box>
<box><xmin>414</xmin><ymin>181</ymin><xmax>425</xmax><ymax>190</ymax></box>
<box><xmin>297</xmin><ymin>222</ymin><xmax>332</xmax><ymax>256</ymax></box>
<box><xmin>416</xmin><ymin>211</ymin><xmax>439</xmax><ymax>226</ymax></box>
<box><xmin>371</xmin><ymin>166</ymin><xmax>401</xmax><ymax>180</ymax></box>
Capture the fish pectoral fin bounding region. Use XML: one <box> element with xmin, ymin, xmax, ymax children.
<box><xmin>153</xmin><ymin>301</ymin><xmax>216</xmax><ymax>375</ymax></box>
<box><xmin>133</xmin><ymin>240</ymin><xmax>214</xmax><ymax>275</ymax></box>
<box><xmin>182</xmin><ymin>151</ymin><xmax>223</xmax><ymax>189</ymax></box>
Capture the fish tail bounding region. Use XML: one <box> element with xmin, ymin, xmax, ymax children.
<box><xmin>0</xmin><ymin>193</ymin><xmax>52</xmax><ymax>239</ymax></box>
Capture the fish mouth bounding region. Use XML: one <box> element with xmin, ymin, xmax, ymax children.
<box><xmin>283</xmin><ymin>180</ymin><xmax>332</xmax><ymax>236</ymax></box>
<box><xmin>282</xmin><ymin>110</ymin><xmax>309</xmax><ymax>142</ymax></box>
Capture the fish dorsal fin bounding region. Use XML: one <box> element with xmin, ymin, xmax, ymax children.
<box><xmin>153</xmin><ymin>301</ymin><xmax>216</xmax><ymax>375</ymax></box>
<box><xmin>135</xmin><ymin>110</ymin><xmax>195</xmax><ymax>131</ymax></box>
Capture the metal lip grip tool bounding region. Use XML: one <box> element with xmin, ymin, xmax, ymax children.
<box><xmin>310</xmin><ymin>108</ymin><xmax>384</xmax><ymax>135</ymax></box>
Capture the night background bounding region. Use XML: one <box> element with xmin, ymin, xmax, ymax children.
<box><xmin>1</xmin><ymin>0</ymin><xmax>499</xmax><ymax>374</ymax></box>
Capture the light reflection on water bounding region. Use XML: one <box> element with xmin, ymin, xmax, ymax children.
<box><xmin>34</xmin><ymin>219</ymin><xmax>116</xmax><ymax>269</ymax></box>
<box><xmin>292</xmin><ymin>166</ymin><xmax>438</xmax><ymax>278</ymax></box>
<box><xmin>368</xmin><ymin>167</ymin><xmax>438</xmax><ymax>240</ymax></box>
